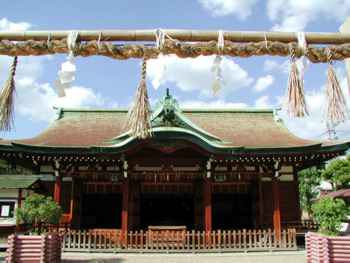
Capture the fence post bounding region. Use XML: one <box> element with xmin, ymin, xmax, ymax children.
<box><xmin>292</xmin><ymin>229</ymin><xmax>297</xmax><ymax>249</ymax></box>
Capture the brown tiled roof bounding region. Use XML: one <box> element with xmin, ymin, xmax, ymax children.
<box><xmin>0</xmin><ymin>108</ymin><xmax>321</xmax><ymax>149</ymax></box>
<box><xmin>184</xmin><ymin>110</ymin><xmax>317</xmax><ymax>148</ymax></box>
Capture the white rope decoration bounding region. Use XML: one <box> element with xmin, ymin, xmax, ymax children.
<box><xmin>67</xmin><ymin>31</ymin><xmax>79</xmax><ymax>57</ymax></box>
<box><xmin>217</xmin><ymin>30</ymin><xmax>224</xmax><ymax>54</ymax></box>
<box><xmin>211</xmin><ymin>30</ymin><xmax>225</xmax><ymax>95</ymax></box>
<box><xmin>152</xmin><ymin>29</ymin><xmax>168</xmax><ymax>90</ymax></box>
<box><xmin>97</xmin><ymin>32</ymin><xmax>102</xmax><ymax>52</ymax></box>
<box><xmin>54</xmin><ymin>31</ymin><xmax>79</xmax><ymax>97</ymax></box>
<box><xmin>264</xmin><ymin>32</ymin><xmax>268</xmax><ymax>49</ymax></box>
<box><xmin>155</xmin><ymin>28</ymin><xmax>166</xmax><ymax>50</ymax></box>
<box><xmin>296</xmin><ymin>32</ymin><xmax>309</xmax><ymax>80</ymax></box>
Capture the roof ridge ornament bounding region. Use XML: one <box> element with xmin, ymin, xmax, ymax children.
<box><xmin>149</xmin><ymin>90</ymin><xmax>223</xmax><ymax>142</ymax></box>
<box><xmin>152</xmin><ymin>88</ymin><xmax>179</xmax><ymax>126</ymax></box>
<box><xmin>273</xmin><ymin>108</ymin><xmax>282</xmax><ymax>122</ymax></box>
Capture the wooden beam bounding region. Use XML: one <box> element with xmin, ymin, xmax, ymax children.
<box><xmin>0</xmin><ymin>29</ymin><xmax>349</xmax><ymax>44</ymax></box>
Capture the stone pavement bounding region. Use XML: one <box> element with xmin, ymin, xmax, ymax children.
<box><xmin>61</xmin><ymin>251</ymin><xmax>306</xmax><ymax>263</ymax></box>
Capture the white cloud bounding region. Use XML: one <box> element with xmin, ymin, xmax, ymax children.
<box><xmin>147</xmin><ymin>55</ymin><xmax>253</xmax><ymax>98</ymax></box>
<box><xmin>263</xmin><ymin>59</ymin><xmax>280</xmax><ymax>72</ymax></box>
<box><xmin>198</xmin><ymin>0</ymin><xmax>258</xmax><ymax>18</ymax></box>
<box><xmin>255</xmin><ymin>95</ymin><xmax>271</xmax><ymax>107</ymax></box>
<box><xmin>16</xmin><ymin>78</ymin><xmax>105</xmax><ymax>122</ymax></box>
<box><xmin>267</xmin><ymin>0</ymin><xmax>350</xmax><ymax>31</ymax></box>
<box><xmin>0</xmin><ymin>18</ymin><xmax>31</xmax><ymax>31</ymax></box>
<box><xmin>180</xmin><ymin>100</ymin><xmax>248</xmax><ymax>109</ymax></box>
<box><xmin>253</xmin><ymin>75</ymin><xmax>274</xmax><ymax>92</ymax></box>
<box><xmin>263</xmin><ymin>58</ymin><xmax>290</xmax><ymax>75</ymax></box>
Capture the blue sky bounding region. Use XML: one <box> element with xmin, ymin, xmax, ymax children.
<box><xmin>1</xmin><ymin>0</ymin><xmax>350</xmax><ymax>140</ymax></box>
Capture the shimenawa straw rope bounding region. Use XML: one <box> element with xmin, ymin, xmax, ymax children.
<box><xmin>0</xmin><ymin>56</ymin><xmax>18</xmax><ymax>131</ymax></box>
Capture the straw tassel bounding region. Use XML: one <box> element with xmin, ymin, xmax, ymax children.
<box><xmin>0</xmin><ymin>56</ymin><xmax>18</xmax><ymax>131</ymax></box>
<box><xmin>326</xmin><ymin>55</ymin><xmax>348</xmax><ymax>125</ymax></box>
<box><xmin>126</xmin><ymin>58</ymin><xmax>152</xmax><ymax>139</ymax></box>
<box><xmin>286</xmin><ymin>51</ymin><xmax>308</xmax><ymax>117</ymax></box>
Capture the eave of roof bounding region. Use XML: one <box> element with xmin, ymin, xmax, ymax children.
<box><xmin>0</xmin><ymin>138</ymin><xmax>348</xmax><ymax>157</ymax></box>
<box><xmin>0</xmin><ymin>175</ymin><xmax>41</xmax><ymax>189</ymax></box>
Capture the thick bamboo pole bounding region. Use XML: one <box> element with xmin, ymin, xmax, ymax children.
<box><xmin>0</xmin><ymin>29</ymin><xmax>350</xmax><ymax>44</ymax></box>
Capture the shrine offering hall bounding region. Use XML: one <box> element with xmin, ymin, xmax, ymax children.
<box><xmin>0</xmin><ymin>92</ymin><xmax>348</xmax><ymax>237</ymax></box>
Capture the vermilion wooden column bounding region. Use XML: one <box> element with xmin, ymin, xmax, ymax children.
<box><xmin>272</xmin><ymin>177</ymin><xmax>281</xmax><ymax>241</ymax></box>
<box><xmin>121</xmin><ymin>179</ymin><xmax>129</xmax><ymax>234</ymax></box>
<box><xmin>203</xmin><ymin>178</ymin><xmax>212</xmax><ymax>232</ymax></box>
<box><xmin>53</xmin><ymin>174</ymin><xmax>62</xmax><ymax>204</ymax></box>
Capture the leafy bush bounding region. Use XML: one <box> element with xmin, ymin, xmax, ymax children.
<box><xmin>298</xmin><ymin>167</ymin><xmax>321</xmax><ymax>215</ymax></box>
<box><xmin>16</xmin><ymin>193</ymin><xmax>62</xmax><ymax>234</ymax></box>
<box><xmin>322</xmin><ymin>156</ymin><xmax>350</xmax><ymax>190</ymax></box>
<box><xmin>311</xmin><ymin>196</ymin><xmax>349</xmax><ymax>236</ymax></box>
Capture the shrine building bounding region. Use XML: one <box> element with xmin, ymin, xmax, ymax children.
<box><xmin>0</xmin><ymin>90</ymin><xmax>349</xmax><ymax>251</ymax></box>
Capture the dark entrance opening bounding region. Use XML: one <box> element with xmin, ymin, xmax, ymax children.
<box><xmin>213</xmin><ymin>193</ymin><xmax>253</xmax><ymax>230</ymax></box>
<box><xmin>81</xmin><ymin>193</ymin><xmax>122</xmax><ymax>229</ymax></box>
<box><xmin>140</xmin><ymin>194</ymin><xmax>194</xmax><ymax>229</ymax></box>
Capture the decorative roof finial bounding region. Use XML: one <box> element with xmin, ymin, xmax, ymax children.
<box><xmin>166</xmin><ymin>88</ymin><xmax>170</xmax><ymax>98</ymax></box>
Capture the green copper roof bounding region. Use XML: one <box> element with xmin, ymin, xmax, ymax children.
<box><xmin>0</xmin><ymin>175</ymin><xmax>41</xmax><ymax>189</ymax></box>
<box><xmin>0</xmin><ymin>90</ymin><xmax>348</xmax><ymax>156</ymax></box>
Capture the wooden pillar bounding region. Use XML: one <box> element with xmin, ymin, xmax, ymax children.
<box><xmin>121</xmin><ymin>179</ymin><xmax>129</xmax><ymax>233</ymax></box>
<box><xmin>293</xmin><ymin>166</ymin><xmax>302</xmax><ymax>220</ymax></box>
<box><xmin>203</xmin><ymin>178</ymin><xmax>212</xmax><ymax>232</ymax></box>
<box><xmin>16</xmin><ymin>188</ymin><xmax>23</xmax><ymax>232</ymax></box>
<box><xmin>17</xmin><ymin>188</ymin><xmax>23</xmax><ymax>208</ymax></box>
<box><xmin>258</xmin><ymin>175</ymin><xmax>264</xmax><ymax>227</ymax></box>
<box><xmin>272</xmin><ymin>177</ymin><xmax>281</xmax><ymax>241</ymax></box>
<box><xmin>53</xmin><ymin>174</ymin><xmax>62</xmax><ymax>204</ymax></box>
<box><xmin>129</xmin><ymin>180</ymin><xmax>140</xmax><ymax>230</ymax></box>
<box><xmin>71</xmin><ymin>178</ymin><xmax>83</xmax><ymax>229</ymax></box>
<box><xmin>69</xmin><ymin>179</ymin><xmax>74</xmax><ymax>223</ymax></box>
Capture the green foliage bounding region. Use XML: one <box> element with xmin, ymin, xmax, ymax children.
<box><xmin>16</xmin><ymin>193</ymin><xmax>62</xmax><ymax>233</ymax></box>
<box><xmin>298</xmin><ymin>167</ymin><xmax>321</xmax><ymax>214</ymax></box>
<box><xmin>312</xmin><ymin>196</ymin><xmax>349</xmax><ymax>236</ymax></box>
<box><xmin>322</xmin><ymin>156</ymin><xmax>350</xmax><ymax>190</ymax></box>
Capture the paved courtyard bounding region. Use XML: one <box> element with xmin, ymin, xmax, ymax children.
<box><xmin>0</xmin><ymin>250</ymin><xmax>306</xmax><ymax>263</ymax></box>
<box><xmin>60</xmin><ymin>251</ymin><xmax>306</xmax><ymax>263</ymax></box>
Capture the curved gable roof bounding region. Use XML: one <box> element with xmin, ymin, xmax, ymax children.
<box><xmin>0</xmin><ymin>108</ymin><xmax>320</xmax><ymax>148</ymax></box>
<box><xmin>0</xmin><ymin>92</ymin><xmax>348</xmax><ymax>154</ymax></box>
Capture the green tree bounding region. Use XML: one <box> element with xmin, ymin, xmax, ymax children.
<box><xmin>16</xmin><ymin>193</ymin><xmax>62</xmax><ymax>234</ymax></box>
<box><xmin>312</xmin><ymin>196</ymin><xmax>349</xmax><ymax>236</ymax></box>
<box><xmin>322</xmin><ymin>156</ymin><xmax>350</xmax><ymax>190</ymax></box>
<box><xmin>298</xmin><ymin>167</ymin><xmax>321</xmax><ymax>215</ymax></box>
